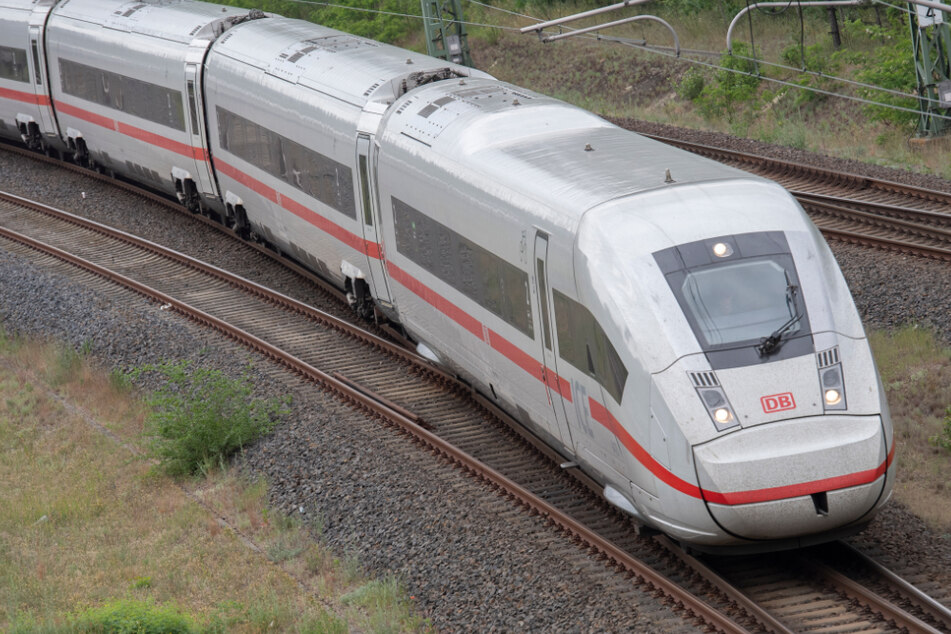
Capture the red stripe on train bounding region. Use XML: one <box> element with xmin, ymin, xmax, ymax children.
<box><xmin>0</xmin><ymin>86</ymin><xmax>51</xmax><ymax>106</ymax></box>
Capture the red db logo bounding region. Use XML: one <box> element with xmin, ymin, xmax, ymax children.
<box><xmin>761</xmin><ymin>392</ymin><xmax>796</xmax><ymax>413</ymax></box>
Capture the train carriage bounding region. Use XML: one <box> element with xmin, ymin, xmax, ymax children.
<box><xmin>0</xmin><ymin>0</ymin><xmax>58</xmax><ymax>150</ymax></box>
<box><xmin>43</xmin><ymin>0</ymin><xmax>250</xmax><ymax>202</ymax></box>
<box><xmin>374</xmin><ymin>77</ymin><xmax>894</xmax><ymax>548</ymax></box>
<box><xmin>202</xmin><ymin>15</ymin><xmax>489</xmax><ymax>295</ymax></box>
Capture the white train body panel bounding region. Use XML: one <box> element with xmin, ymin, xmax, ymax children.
<box><xmin>0</xmin><ymin>0</ymin><xmax>57</xmax><ymax>147</ymax></box>
<box><xmin>44</xmin><ymin>0</ymin><xmax>248</xmax><ymax>194</ymax></box>
<box><xmin>202</xmin><ymin>15</ymin><xmax>487</xmax><ymax>288</ymax></box>
<box><xmin>5</xmin><ymin>0</ymin><xmax>895</xmax><ymax>552</ymax></box>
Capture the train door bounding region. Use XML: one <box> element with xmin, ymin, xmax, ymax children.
<box><xmin>183</xmin><ymin>61</ymin><xmax>218</xmax><ymax>198</ymax></box>
<box><xmin>355</xmin><ymin>133</ymin><xmax>392</xmax><ymax>305</ymax></box>
<box><xmin>26</xmin><ymin>24</ymin><xmax>55</xmax><ymax>134</ymax></box>
<box><xmin>533</xmin><ymin>232</ymin><xmax>574</xmax><ymax>449</ymax></box>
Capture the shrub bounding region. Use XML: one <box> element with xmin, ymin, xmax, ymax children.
<box><xmin>694</xmin><ymin>43</ymin><xmax>762</xmax><ymax>121</ymax></box>
<box><xmin>132</xmin><ymin>361</ymin><xmax>290</xmax><ymax>476</ymax></box>
<box><xmin>71</xmin><ymin>599</ymin><xmax>197</xmax><ymax>634</ymax></box>
<box><xmin>215</xmin><ymin>0</ymin><xmax>417</xmax><ymax>44</ymax></box>
<box><xmin>932</xmin><ymin>407</ymin><xmax>951</xmax><ymax>452</ymax></box>
<box><xmin>675</xmin><ymin>68</ymin><xmax>705</xmax><ymax>101</ymax></box>
<box><xmin>841</xmin><ymin>17</ymin><xmax>918</xmax><ymax>127</ymax></box>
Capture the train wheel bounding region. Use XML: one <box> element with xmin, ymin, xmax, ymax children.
<box><xmin>233</xmin><ymin>205</ymin><xmax>250</xmax><ymax>240</ymax></box>
<box><xmin>73</xmin><ymin>139</ymin><xmax>90</xmax><ymax>169</ymax></box>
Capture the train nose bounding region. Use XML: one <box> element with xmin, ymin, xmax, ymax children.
<box><xmin>692</xmin><ymin>415</ymin><xmax>891</xmax><ymax>541</ymax></box>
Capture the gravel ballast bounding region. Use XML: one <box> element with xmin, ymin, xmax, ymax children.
<box><xmin>2</xmin><ymin>135</ymin><xmax>951</xmax><ymax>631</ymax></box>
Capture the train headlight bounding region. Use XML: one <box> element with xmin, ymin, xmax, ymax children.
<box><xmin>714</xmin><ymin>407</ymin><xmax>733</xmax><ymax>424</ymax></box>
<box><xmin>816</xmin><ymin>347</ymin><xmax>847</xmax><ymax>411</ymax></box>
<box><xmin>712</xmin><ymin>242</ymin><xmax>733</xmax><ymax>258</ymax></box>
<box><xmin>689</xmin><ymin>372</ymin><xmax>740</xmax><ymax>432</ymax></box>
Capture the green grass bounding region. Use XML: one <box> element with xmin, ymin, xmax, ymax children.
<box><xmin>0</xmin><ymin>339</ymin><xmax>430</xmax><ymax>633</ymax></box>
<box><xmin>869</xmin><ymin>326</ymin><xmax>951</xmax><ymax>530</ymax></box>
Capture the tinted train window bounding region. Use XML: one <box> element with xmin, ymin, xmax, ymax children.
<box><xmin>0</xmin><ymin>46</ymin><xmax>30</xmax><ymax>83</ymax></box>
<box><xmin>217</xmin><ymin>107</ymin><xmax>356</xmax><ymax>219</ymax></box>
<box><xmin>653</xmin><ymin>231</ymin><xmax>813</xmax><ymax>370</ymax></box>
<box><xmin>392</xmin><ymin>197</ymin><xmax>533</xmax><ymax>338</ymax></box>
<box><xmin>552</xmin><ymin>290</ymin><xmax>627</xmax><ymax>403</ymax></box>
<box><xmin>682</xmin><ymin>259</ymin><xmax>798</xmax><ymax>346</ymax></box>
<box><xmin>59</xmin><ymin>59</ymin><xmax>185</xmax><ymax>131</ymax></box>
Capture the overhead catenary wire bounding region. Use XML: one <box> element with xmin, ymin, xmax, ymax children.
<box><xmin>270</xmin><ymin>0</ymin><xmax>951</xmax><ymax>122</ymax></box>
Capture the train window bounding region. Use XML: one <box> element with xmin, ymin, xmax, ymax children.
<box><xmin>681</xmin><ymin>260</ymin><xmax>797</xmax><ymax>347</ymax></box>
<box><xmin>217</xmin><ymin>107</ymin><xmax>356</xmax><ymax>219</ymax></box>
<box><xmin>0</xmin><ymin>46</ymin><xmax>30</xmax><ymax>83</ymax></box>
<box><xmin>654</xmin><ymin>231</ymin><xmax>813</xmax><ymax>369</ymax></box>
<box><xmin>30</xmin><ymin>41</ymin><xmax>41</xmax><ymax>85</ymax></box>
<box><xmin>358</xmin><ymin>154</ymin><xmax>373</xmax><ymax>225</ymax></box>
<box><xmin>392</xmin><ymin>197</ymin><xmax>534</xmax><ymax>338</ymax></box>
<box><xmin>552</xmin><ymin>290</ymin><xmax>627</xmax><ymax>403</ymax></box>
<box><xmin>59</xmin><ymin>59</ymin><xmax>185</xmax><ymax>131</ymax></box>
<box><xmin>186</xmin><ymin>81</ymin><xmax>200</xmax><ymax>134</ymax></box>
<box><xmin>535</xmin><ymin>259</ymin><xmax>552</xmax><ymax>350</ymax></box>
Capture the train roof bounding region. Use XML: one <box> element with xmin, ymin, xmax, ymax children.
<box><xmin>0</xmin><ymin>0</ymin><xmax>54</xmax><ymax>12</ymax></box>
<box><xmin>210</xmin><ymin>16</ymin><xmax>489</xmax><ymax>108</ymax></box>
<box><xmin>385</xmin><ymin>78</ymin><xmax>759</xmax><ymax>227</ymax></box>
<box><xmin>50</xmin><ymin>0</ymin><xmax>251</xmax><ymax>43</ymax></box>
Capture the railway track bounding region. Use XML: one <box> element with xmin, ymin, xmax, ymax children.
<box><xmin>2</xmin><ymin>188</ymin><xmax>951</xmax><ymax>633</ymax></box>
<box><xmin>641</xmin><ymin>132</ymin><xmax>951</xmax><ymax>261</ymax></box>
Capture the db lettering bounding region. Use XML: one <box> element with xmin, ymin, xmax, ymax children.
<box><xmin>761</xmin><ymin>392</ymin><xmax>796</xmax><ymax>413</ymax></box>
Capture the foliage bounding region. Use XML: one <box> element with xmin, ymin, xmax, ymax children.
<box><xmin>70</xmin><ymin>599</ymin><xmax>197</xmax><ymax>634</ymax></box>
<box><xmin>656</xmin><ymin>0</ymin><xmax>744</xmax><ymax>16</ymax></box>
<box><xmin>675</xmin><ymin>68</ymin><xmax>705</xmax><ymax>101</ymax></box>
<box><xmin>932</xmin><ymin>407</ymin><xmax>951</xmax><ymax>452</ymax></box>
<box><xmin>840</xmin><ymin>17</ymin><xmax>918</xmax><ymax>127</ymax></box>
<box><xmin>131</xmin><ymin>361</ymin><xmax>289</xmax><ymax>476</ymax></box>
<box><xmin>215</xmin><ymin>0</ymin><xmax>417</xmax><ymax>44</ymax></box>
<box><xmin>690</xmin><ymin>43</ymin><xmax>762</xmax><ymax>121</ymax></box>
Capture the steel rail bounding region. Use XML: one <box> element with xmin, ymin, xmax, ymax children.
<box><xmin>838</xmin><ymin>541</ymin><xmax>951</xmax><ymax>631</ymax></box>
<box><xmin>0</xmin><ymin>208</ymin><xmax>750</xmax><ymax>634</ymax></box>
<box><xmin>654</xmin><ymin>535</ymin><xmax>797</xmax><ymax>634</ymax></box>
<box><xmin>639</xmin><ymin>132</ymin><xmax>951</xmax><ymax>206</ymax></box>
<box><xmin>0</xmin><ymin>140</ymin><xmax>350</xmax><ymax>305</ymax></box>
<box><xmin>0</xmin><ymin>190</ymin><xmax>440</xmax><ymax>375</ymax></box>
<box><xmin>800</xmin><ymin>558</ymin><xmax>945</xmax><ymax>634</ymax></box>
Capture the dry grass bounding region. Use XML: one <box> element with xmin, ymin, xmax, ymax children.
<box><xmin>0</xmin><ymin>333</ymin><xmax>428</xmax><ymax>633</ymax></box>
<box><xmin>870</xmin><ymin>326</ymin><xmax>951</xmax><ymax>531</ymax></box>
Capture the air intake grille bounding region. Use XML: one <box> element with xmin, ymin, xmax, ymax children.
<box><xmin>689</xmin><ymin>371</ymin><xmax>719</xmax><ymax>387</ymax></box>
<box><xmin>817</xmin><ymin>347</ymin><xmax>840</xmax><ymax>368</ymax></box>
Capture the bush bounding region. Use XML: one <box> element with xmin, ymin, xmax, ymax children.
<box><xmin>71</xmin><ymin>600</ymin><xmax>197</xmax><ymax>634</ymax></box>
<box><xmin>215</xmin><ymin>0</ymin><xmax>417</xmax><ymax>44</ymax></box>
<box><xmin>693</xmin><ymin>43</ymin><xmax>762</xmax><ymax>121</ymax></box>
<box><xmin>132</xmin><ymin>361</ymin><xmax>290</xmax><ymax>476</ymax></box>
<box><xmin>841</xmin><ymin>17</ymin><xmax>918</xmax><ymax>127</ymax></box>
<box><xmin>675</xmin><ymin>68</ymin><xmax>705</xmax><ymax>101</ymax></box>
<box><xmin>932</xmin><ymin>407</ymin><xmax>951</xmax><ymax>452</ymax></box>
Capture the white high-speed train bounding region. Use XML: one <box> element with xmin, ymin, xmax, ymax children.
<box><xmin>0</xmin><ymin>0</ymin><xmax>894</xmax><ymax>551</ymax></box>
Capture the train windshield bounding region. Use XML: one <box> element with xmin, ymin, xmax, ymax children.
<box><xmin>680</xmin><ymin>259</ymin><xmax>798</xmax><ymax>347</ymax></box>
<box><xmin>653</xmin><ymin>231</ymin><xmax>813</xmax><ymax>369</ymax></box>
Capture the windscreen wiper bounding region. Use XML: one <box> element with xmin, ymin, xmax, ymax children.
<box><xmin>756</xmin><ymin>284</ymin><xmax>802</xmax><ymax>357</ymax></box>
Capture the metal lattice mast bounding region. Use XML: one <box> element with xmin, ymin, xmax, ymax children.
<box><xmin>420</xmin><ymin>0</ymin><xmax>473</xmax><ymax>67</ymax></box>
<box><xmin>909</xmin><ymin>2</ymin><xmax>951</xmax><ymax>136</ymax></box>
